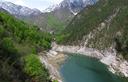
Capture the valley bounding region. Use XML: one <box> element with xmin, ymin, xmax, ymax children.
<box><xmin>39</xmin><ymin>42</ymin><xmax>128</xmax><ymax>82</ymax></box>
<box><xmin>0</xmin><ymin>0</ymin><xmax>128</xmax><ymax>82</ymax></box>
<box><xmin>0</xmin><ymin>0</ymin><xmax>96</xmax><ymax>32</ymax></box>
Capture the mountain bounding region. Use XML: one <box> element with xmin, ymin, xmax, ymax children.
<box><xmin>31</xmin><ymin>5</ymin><xmax>73</xmax><ymax>32</ymax></box>
<box><xmin>0</xmin><ymin>10</ymin><xmax>51</xmax><ymax>82</ymax></box>
<box><xmin>0</xmin><ymin>8</ymin><xmax>7</xmax><ymax>12</ymax></box>
<box><xmin>44</xmin><ymin>0</ymin><xmax>97</xmax><ymax>15</ymax></box>
<box><xmin>0</xmin><ymin>0</ymin><xmax>97</xmax><ymax>32</ymax></box>
<box><xmin>0</xmin><ymin>1</ymin><xmax>42</xmax><ymax>17</ymax></box>
<box><xmin>37</xmin><ymin>0</ymin><xmax>97</xmax><ymax>32</ymax></box>
<box><xmin>59</xmin><ymin>0</ymin><xmax>97</xmax><ymax>15</ymax></box>
<box><xmin>59</xmin><ymin>0</ymin><xmax>128</xmax><ymax>57</ymax></box>
<box><xmin>0</xmin><ymin>1</ymin><xmax>69</xmax><ymax>32</ymax></box>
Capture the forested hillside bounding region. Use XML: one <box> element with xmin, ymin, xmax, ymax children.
<box><xmin>0</xmin><ymin>10</ymin><xmax>52</xmax><ymax>82</ymax></box>
<box><xmin>58</xmin><ymin>0</ymin><xmax>128</xmax><ymax>57</ymax></box>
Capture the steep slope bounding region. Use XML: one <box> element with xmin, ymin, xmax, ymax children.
<box><xmin>22</xmin><ymin>0</ymin><xmax>97</xmax><ymax>32</ymax></box>
<box><xmin>0</xmin><ymin>1</ymin><xmax>72</xmax><ymax>32</ymax></box>
<box><xmin>60</xmin><ymin>0</ymin><xmax>97</xmax><ymax>15</ymax></box>
<box><xmin>60</xmin><ymin>0</ymin><xmax>128</xmax><ymax>56</ymax></box>
<box><xmin>0</xmin><ymin>8</ymin><xmax>8</xmax><ymax>12</ymax></box>
<box><xmin>0</xmin><ymin>10</ymin><xmax>51</xmax><ymax>82</ymax></box>
<box><xmin>0</xmin><ymin>1</ymin><xmax>42</xmax><ymax>17</ymax></box>
<box><xmin>34</xmin><ymin>7</ymin><xmax>74</xmax><ymax>32</ymax></box>
<box><xmin>0</xmin><ymin>0</ymin><xmax>97</xmax><ymax>32</ymax></box>
<box><xmin>42</xmin><ymin>0</ymin><xmax>97</xmax><ymax>32</ymax></box>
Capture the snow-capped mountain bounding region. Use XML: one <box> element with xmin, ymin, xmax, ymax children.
<box><xmin>0</xmin><ymin>0</ymin><xmax>97</xmax><ymax>16</ymax></box>
<box><xmin>0</xmin><ymin>0</ymin><xmax>98</xmax><ymax>32</ymax></box>
<box><xmin>59</xmin><ymin>0</ymin><xmax>97</xmax><ymax>15</ymax></box>
<box><xmin>0</xmin><ymin>1</ymin><xmax>42</xmax><ymax>16</ymax></box>
<box><xmin>0</xmin><ymin>8</ymin><xmax>7</xmax><ymax>12</ymax></box>
<box><xmin>43</xmin><ymin>0</ymin><xmax>97</xmax><ymax>15</ymax></box>
<box><xmin>43</xmin><ymin>4</ymin><xmax>59</xmax><ymax>12</ymax></box>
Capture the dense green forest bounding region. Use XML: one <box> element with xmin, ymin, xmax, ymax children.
<box><xmin>57</xmin><ymin>0</ymin><xmax>128</xmax><ymax>57</ymax></box>
<box><xmin>47</xmin><ymin>14</ymin><xmax>65</xmax><ymax>32</ymax></box>
<box><xmin>0</xmin><ymin>10</ymin><xmax>52</xmax><ymax>82</ymax></box>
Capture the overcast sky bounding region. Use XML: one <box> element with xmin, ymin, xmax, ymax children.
<box><xmin>2</xmin><ymin>0</ymin><xmax>63</xmax><ymax>11</ymax></box>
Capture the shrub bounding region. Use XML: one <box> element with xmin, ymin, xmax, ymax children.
<box><xmin>23</xmin><ymin>54</ymin><xmax>49</xmax><ymax>82</ymax></box>
<box><xmin>1</xmin><ymin>38</ymin><xmax>16</xmax><ymax>53</ymax></box>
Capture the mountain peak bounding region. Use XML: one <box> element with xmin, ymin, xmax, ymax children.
<box><xmin>42</xmin><ymin>0</ymin><xmax>97</xmax><ymax>14</ymax></box>
<box><xmin>59</xmin><ymin>0</ymin><xmax>97</xmax><ymax>15</ymax></box>
<box><xmin>43</xmin><ymin>4</ymin><xmax>60</xmax><ymax>12</ymax></box>
<box><xmin>0</xmin><ymin>1</ymin><xmax>42</xmax><ymax>16</ymax></box>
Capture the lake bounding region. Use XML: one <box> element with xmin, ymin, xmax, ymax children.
<box><xmin>60</xmin><ymin>54</ymin><xmax>126</xmax><ymax>82</ymax></box>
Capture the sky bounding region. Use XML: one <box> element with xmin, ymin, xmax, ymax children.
<box><xmin>2</xmin><ymin>0</ymin><xmax>63</xmax><ymax>11</ymax></box>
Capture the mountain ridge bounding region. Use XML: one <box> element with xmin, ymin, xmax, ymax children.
<box><xmin>0</xmin><ymin>0</ymin><xmax>97</xmax><ymax>32</ymax></box>
<box><xmin>0</xmin><ymin>1</ymin><xmax>42</xmax><ymax>17</ymax></box>
<box><xmin>58</xmin><ymin>0</ymin><xmax>128</xmax><ymax>58</ymax></box>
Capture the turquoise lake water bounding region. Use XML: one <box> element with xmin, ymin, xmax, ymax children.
<box><xmin>60</xmin><ymin>54</ymin><xmax>125</xmax><ymax>82</ymax></box>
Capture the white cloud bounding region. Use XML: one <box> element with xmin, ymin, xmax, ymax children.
<box><xmin>2</xmin><ymin>0</ymin><xmax>64</xmax><ymax>11</ymax></box>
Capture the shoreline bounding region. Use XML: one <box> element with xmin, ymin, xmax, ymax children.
<box><xmin>51</xmin><ymin>42</ymin><xmax>128</xmax><ymax>77</ymax></box>
<box><xmin>39</xmin><ymin>42</ymin><xmax>128</xmax><ymax>82</ymax></box>
<box><xmin>39</xmin><ymin>51</ymin><xmax>67</xmax><ymax>82</ymax></box>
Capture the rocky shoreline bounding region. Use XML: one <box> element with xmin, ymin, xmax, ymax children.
<box><xmin>39</xmin><ymin>42</ymin><xmax>128</xmax><ymax>82</ymax></box>
<box><xmin>39</xmin><ymin>51</ymin><xmax>67</xmax><ymax>82</ymax></box>
<box><xmin>51</xmin><ymin>42</ymin><xmax>128</xmax><ymax>77</ymax></box>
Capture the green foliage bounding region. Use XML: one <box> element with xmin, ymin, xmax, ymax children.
<box><xmin>61</xmin><ymin>0</ymin><xmax>127</xmax><ymax>43</ymax></box>
<box><xmin>1</xmin><ymin>37</ymin><xmax>17</xmax><ymax>53</ymax></box>
<box><xmin>17</xmin><ymin>4</ymin><xmax>73</xmax><ymax>33</ymax></box>
<box><xmin>23</xmin><ymin>54</ymin><xmax>44</xmax><ymax>76</ymax></box>
<box><xmin>23</xmin><ymin>54</ymin><xmax>49</xmax><ymax>82</ymax></box>
<box><xmin>0</xmin><ymin>11</ymin><xmax>52</xmax><ymax>50</ymax></box>
<box><xmin>56</xmin><ymin>0</ymin><xmax>128</xmax><ymax>59</ymax></box>
<box><xmin>55</xmin><ymin>34</ymin><xmax>69</xmax><ymax>44</ymax></box>
<box><xmin>0</xmin><ymin>26</ymin><xmax>5</xmax><ymax>37</ymax></box>
<box><xmin>15</xmin><ymin>43</ymin><xmax>36</xmax><ymax>56</ymax></box>
<box><xmin>60</xmin><ymin>0</ymin><xmax>128</xmax><ymax>52</ymax></box>
<box><xmin>47</xmin><ymin>14</ymin><xmax>65</xmax><ymax>32</ymax></box>
<box><xmin>0</xmin><ymin>11</ymin><xmax>51</xmax><ymax>82</ymax></box>
<box><xmin>53</xmin><ymin>80</ymin><xmax>58</xmax><ymax>82</ymax></box>
<box><xmin>0</xmin><ymin>37</ymin><xmax>18</xmax><ymax>62</ymax></box>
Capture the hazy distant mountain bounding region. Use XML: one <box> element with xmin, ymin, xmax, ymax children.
<box><xmin>40</xmin><ymin>0</ymin><xmax>97</xmax><ymax>32</ymax></box>
<box><xmin>59</xmin><ymin>0</ymin><xmax>97</xmax><ymax>15</ymax></box>
<box><xmin>0</xmin><ymin>0</ymin><xmax>97</xmax><ymax>32</ymax></box>
<box><xmin>44</xmin><ymin>0</ymin><xmax>97</xmax><ymax>15</ymax></box>
<box><xmin>0</xmin><ymin>8</ymin><xmax>8</xmax><ymax>12</ymax></box>
<box><xmin>0</xmin><ymin>1</ymin><xmax>42</xmax><ymax>17</ymax></box>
